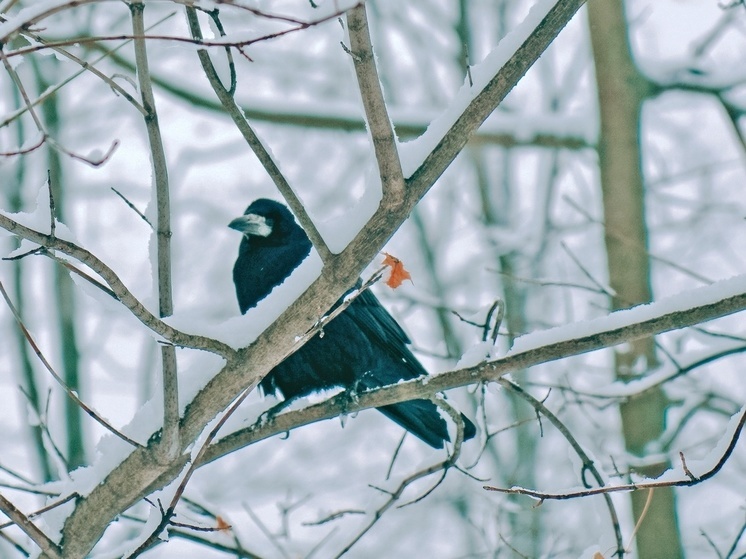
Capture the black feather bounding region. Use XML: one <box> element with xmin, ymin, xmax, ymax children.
<box><xmin>230</xmin><ymin>199</ymin><xmax>476</xmax><ymax>448</ymax></box>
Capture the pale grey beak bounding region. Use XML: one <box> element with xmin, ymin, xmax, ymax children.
<box><xmin>228</xmin><ymin>213</ymin><xmax>273</xmax><ymax>238</ymax></box>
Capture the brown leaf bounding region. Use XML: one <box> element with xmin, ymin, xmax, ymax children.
<box><xmin>215</xmin><ymin>515</ymin><xmax>232</xmax><ymax>531</ymax></box>
<box><xmin>382</xmin><ymin>252</ymin><xmax>412</xmax><ymax>289</ymax></box>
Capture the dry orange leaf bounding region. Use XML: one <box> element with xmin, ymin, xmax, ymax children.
<box><xmin>382</xmin><ymin>252</ymin><xmax>412</xmax><ymax>289</ymax></box>
<box><xmin>215</xmin><ymin>515</ymin><xmax>232</xmax><ymax>531</ymax></box>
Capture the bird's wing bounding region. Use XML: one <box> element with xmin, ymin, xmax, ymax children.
<box><xmin>343</xmin><ymin>288</ymin><xmax>428</xmax><ymax>381</ymax></box>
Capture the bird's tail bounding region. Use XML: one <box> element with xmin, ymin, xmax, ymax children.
<box><xmin>378</xmin><ymin>400</ymin><xmax>476</xmax><ymax>449</ymax></box>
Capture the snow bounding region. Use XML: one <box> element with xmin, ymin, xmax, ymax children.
<box><xmin>0</xmin><ymin>182</ymin><xmax>78</xmax><ymax>244</ymax></box>
<box><xmin>590</xmin><ymin>341</ymin><xmax>746</xmax><ymax>398</ymax></box>
<box><xmin>456</xmin><ymin>341</ymin><xmax>501</xmax><ymax>369</ymax></box>
<box><xmin>165</xmin><ymin>250</ymin><xmax>323</xmax><ymax>349</ymax></box>
<box><xmin>506</xmin><ymin>273</ymin><xmax>746</xmax><ymax>357</ymax></box>
<box><xmin>0</xmin><ymin>1</ymin><xmax>74</xmax><ymax>43</ymax></box>
<box><xmin>657</xmin><ymin>403</ymin><xmax>746</xmax><ymax>483</ymax></box>
<box><xmin>455</xmin><ymin>273</ymin><xmax>746</xmax><ymax>374</ymax></box>
<box><xmin>0</xmin><ymin>1</ymin><xmax>743</xmax><ymax>557</ymax></box>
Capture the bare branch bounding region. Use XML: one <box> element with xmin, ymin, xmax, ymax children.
<box><xmin>0</xmin><ymin>10</ymin><xmax>181</xmax><ymax>129</ymax></box>
<box><xmin>0</xmin><ymin>280</ymin><xmax>142</xmax><ymax>448</ymax></box>
<box><xmin>110</xmin><ymin>187</ymin><xmax>152</xmax><ymax>229</ymax></box>
<box><xmin>0</xmin><ymin>493</ymin><xmax>62</xmax><ymax>559</ymax></box>
<box><xmin>184</xmin><ymin>6</ymin><xmax>334</xmax><ymax>263</ymax></box>
<box><xmin>0</xmin><ymin>214</ymin><xmax>235</xmax><ymax>357</ymax></box>
<box><xmin>0</xmin><ymin>493</ymin><xmax>78</xmax><ymax>531</ymax></box>
<box><xmin>483</xmin><ymin>405</ymin><xmax>746</xmax><ymax>499</ymax></box>
<box><xmin>406</xmin><ymin>0</ymin><xmax>587</xmax><ymax>200</ymax></box>
<box><xmin>333</xmin><ymin>403</ymin><xmax>463</xmax><ymax>558</ymax></box>
<box><xmin>2</xmin><ymin>5</ymin><xmax>358</xmax><ymax>60</ymax></box>
<box><xmin>346</xmin><ymin>4</ymin><xmax>405</xmax><ymax>201</ymax></box>
<box><xmin>205</xmin><ymin>277</ymin><xmax>746</xmax><ymax>463</ymax></box>
<box><xmin>130</xmin><ymin>0</ymin><xmax>179</xmax><ymax>463</ymax></box>
<box><xmin>0</xmin><ymin>46</ymin><xmax>120</xmax><ymax>167</ymax></box>
<box><xmin>499</xmin><ymin>379</ymin><xmax>624</xmax><ymax>557</ymax></box>
<box><xmin>51</xmin><ymin>5</ymin><xmax>602</xmax><ymax>555</ymax></box>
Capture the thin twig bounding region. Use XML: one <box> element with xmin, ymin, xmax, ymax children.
<box><xmin>0</xmin><ymin>11</ymin><xmax>180</xmax><ymax>129</ymax></box>
<box><xmin>0</xmin><ymin>493</ymin><xmax>78</xmax><ymax>531</ymax></box>
<box><xmin>385</xmin><ymin>433</ymin><xmax>406</xmax><ymax>480</ymax></box>
<box><xmin>127</xmin><ymin>367</ymin><xmax>266</xmax><ymax>556</ymax></box>
<box><xmin>2</xmin><ymin>3</ymin><xmax>357</xmax><ymax>58</ymax></box>
<box><xmin>0</xmin><ymin>280</ymin><xmax>142</xmax><ymax>448</ymax></box>
<box><xmin>333</xmin><ymin>399</ymin><xmax>465</xmax><ymax>558</ymax></box>
<box><xmin>484</xmin><ymin>404</ymin><xmax>746</xmax><ymax>499</ymax></box>
<box><xmin>202</xmin><ymin>9</ymin><xmax>237</xmax><ymax>95</ymax></box>
<box><xmin>626</xmin><ymin>489</ymin><xmax>654</xmax><ymax>555</ymax></box>
<box><xmin>498</xmin><ymin>379</ymin><xmax>624</xmax><ymax>557</ymax></box>
<box><xmin>0</xmin><ymin>45</ymin><xmax>119</xmax><ymax>167</ymax></box>
<box><xmin>18</xmin><ymin>386</ymin><xmax>69</xmax><ymax>474</ymax></box>
<box><xmin>111</xmin><ymin>187</ymin><xmax>153</xmax><ymax>229</ymax></box>
<box><xmin>244</xmin><ymin>503</ymin><xmax>290</xmax><ymax>559</ymax></box>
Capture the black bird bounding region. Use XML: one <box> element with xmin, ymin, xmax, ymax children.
<box><xmin>229</xmin><ymin>199</ymin><xmax>476</xmax><ymax>449</ymax></box>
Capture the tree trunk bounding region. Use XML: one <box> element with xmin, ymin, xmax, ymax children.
<box><xmin>587</xmin><ymin>1</ymin><xmax>683</xmax><ymax>557</ymax></box>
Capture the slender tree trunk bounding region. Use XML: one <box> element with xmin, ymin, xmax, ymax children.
<box><xmin>34</xmin><ymin>58</ymin><xmax>86</xmax><ymax>470</ymax></box>
<box><xmin>8</xmin><ymin>85</ymin><xmax>55</xmax><ymax>482</ymax></box>
<box><xmin>587</xmin><ymin>1</ymin><xmax>683</xmax><ymax>556</ymax></box>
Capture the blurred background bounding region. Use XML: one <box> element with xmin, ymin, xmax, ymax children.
<box><xmin>1</xmin><ymin>1</ymin><xmax>746</xmax><ymax>557</ymax></box>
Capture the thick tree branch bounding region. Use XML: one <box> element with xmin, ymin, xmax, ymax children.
<box><xmin>55</xmin><ymin>268</ymin><xmax>746</xmax><ymax>558</ymax></box>
<box><xmin>205</xmin><ymin>278</ymin><xmax>746</xmax><ymax>462</ymax></box>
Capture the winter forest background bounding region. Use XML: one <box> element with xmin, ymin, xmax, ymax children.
<box><xmin>0</xmin><ymin>0</ymin><xmax>745</xmax><ymax>557</ymax></box>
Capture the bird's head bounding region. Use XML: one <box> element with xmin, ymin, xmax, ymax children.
<box><xmin>229</xmin><ymin>199</ymin><xmax>312</xmax><ymax>313</ymax></box>
<box><xmin>228</xmin><ymin>198</ymin><xmax>302</xmax><ymax>242</ymax></box>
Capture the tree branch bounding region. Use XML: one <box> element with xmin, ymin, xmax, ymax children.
<box><xmin>52</xmin><ymin>4</ymin><xmax>592</xmax><ymax>556</ymax></box>
<box><xmin>184</xmin><ymin>7</ymin><xmax>334</xmax><ymax>263</ymax></box>
<box><xmin>406</xmin><ymin>0</ymin><xmax>587</xmax><ymax>200</ymax></box>
<box><xmin>204</xmin><ymin>277</ymin><xmax>746</xmax><ymax>463</ymax></box>
<box><xmin>130</xmin><ymin>0</ymin><xmax>180</xmax><ymax>463</ymax></box>
<box><xmin>346</xmin><ymin>4</ymin><xmax>405</xmax><ymax>202</ymax></box>
<box><xmin>483</xmin><ymin>404</ymin><xmax>746</xmax><ymax>498</ymax></box>
<box><xmin>499</xmin><ymin>379</ymin><xmax>624</xmax><ymax>557</ymax></box>
<box><xmin>0</xmin><ymin>493</ymin><xmax>62</xmax><ymax>559</ymax></box>
<box><xmin>0</xmin><ymin>214</ymin><xmax>234</xmax><ymax>357</ymax></box>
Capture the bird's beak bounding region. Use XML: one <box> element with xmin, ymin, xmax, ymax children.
<box><xmin>228</xmin><ymin>213</ymin><xmax>273</xmax><ymax>238</ymax></box>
